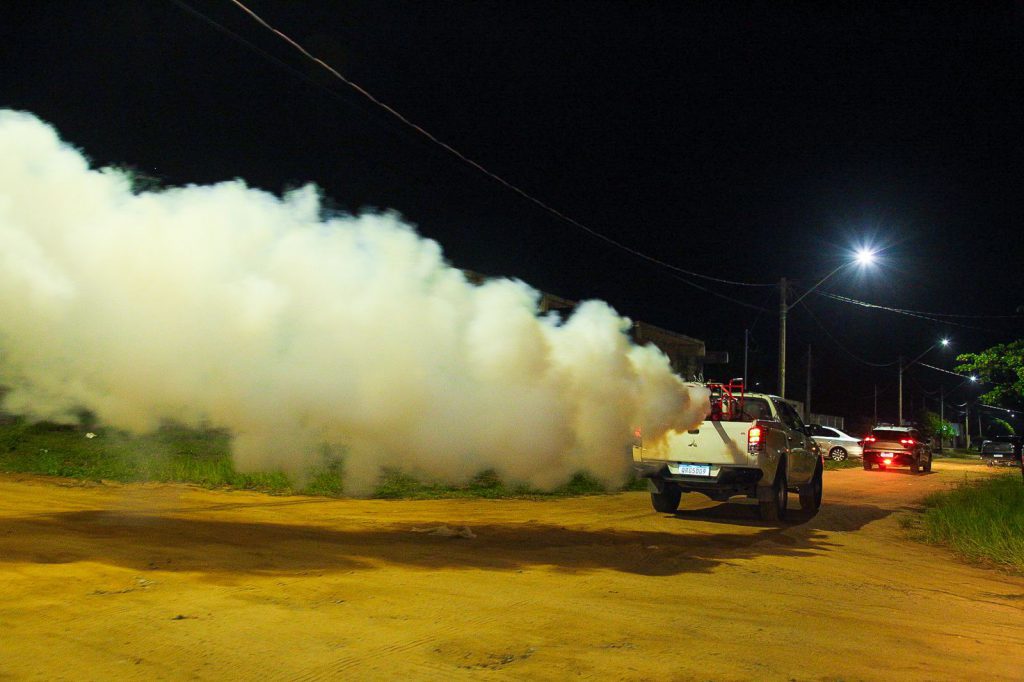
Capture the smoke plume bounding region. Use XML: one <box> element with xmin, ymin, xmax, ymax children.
<box><xmin>0</xmin><ymin>110</ymin><xmax>708</xmax><ymax>494</ymax></box>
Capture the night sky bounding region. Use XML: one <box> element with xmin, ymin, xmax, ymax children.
<box><xmin>3</xmin><ymin>1</ymin><xmax>1022</xmax><ymax>429</ymax></box>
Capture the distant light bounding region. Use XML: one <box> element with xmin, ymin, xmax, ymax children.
<box><xmin>854</xmin><ymin>248</ymin><xmax>876</xmax><ymax>266</ymax></box>
<box><xmin>970</xmin><ymin>375</ymin><xmax>978</xmax><ymax>382</ymax></box>
<box><xmin>940</xmin><ymin>338</ymin><xmax>950</xmax><ymax>347</ymax></box>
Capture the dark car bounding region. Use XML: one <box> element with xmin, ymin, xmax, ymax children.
<box><xmin>860</xmin><ymin>426</ymin><xmax>932</xmax><ymax>474</ymax></box>
<box><xmin>980</xmin><ymin>436</ymin><xmax>1022</xmax><ymax>466</ymax></box>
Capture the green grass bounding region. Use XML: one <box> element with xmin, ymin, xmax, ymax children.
<box><xmin>824</xmin><ymin>457</ymin><xmax>863</xmax><ymax>471</ymax></box>
<box><xmin>373</xmin><ymin>468</ymin><xmax>632</xmax><ymax>500</ymax></box>
<box><xmin>0</xmin><ymin>419</ymin><xmax>638</xmax><ymax>499</ymax></box>
<box><xmin>918</xmin><ymin>473</ymin><xmax>1024</xmax><ymax>573</ymax></box>
<box><xmin>934</xmin><ymin>448</ymin><xmax>980</xmax><ymax>460</ymax></box>
<box><xmin>0</xmin><ymin>418</ymin><xmax>292</xmax><ymax>492</ymax></box>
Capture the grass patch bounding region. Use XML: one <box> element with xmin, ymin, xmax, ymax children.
<box><xmin>824</xmin><ymin>458</ymin><xmax>863</xmax><ymax>471</ymax></box>
<box><xmin>934</xmin><ymin>448</ymin><xmax>980</xmax><ymax>460</ymax></box>
<box><xmin>372</xmin><ymin>468</ymin><xmax>626</xmax><ymax>500</ymax></box>
<box><xmin>919</xmin><ymin>473</ymin><xmax>1024</xmax><ymax>573</ymax></box>
<box><xmin>0</xmin><ymin>418</ymin><xmax>291</xmax><ymax>492</ymax></box>
<box><xmin>0</xmin><ymin>419</ymin><xmax>639</xmax><ymax>499</ymax></box>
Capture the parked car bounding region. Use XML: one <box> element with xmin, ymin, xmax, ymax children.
<box><xmin>980</xmin><ymin>436</ymin><xmax>1022</xmax><ymax>466</ymax></box>
<box><xmin>860</xmin><ymin>426</ymin><xmax>932</xmax><ymax>473</ymax></box>
<box><xmin>808</xmin><ymin>424</ymin><xmax>863</xmax><ymax>462</ymax></box>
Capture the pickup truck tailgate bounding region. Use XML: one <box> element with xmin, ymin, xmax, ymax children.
<box><xmin>656</xmin><ymin>421</ymin><xmax>755</xmax><ymax>466</ymax></box>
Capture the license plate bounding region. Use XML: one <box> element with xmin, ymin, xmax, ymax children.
<box><xmin>881</xmin><ymin>452</ymin><xmax>894</xmax><ymax>457</ymax></box>
<box><xmin>994</xmin><ymin>454</ymin><xmax>1004</xmax><ymax>458</ymax></box>
<box><xmin>671</xmin><ymin>463</ymin><xmax>710</xmax><ymax>476</ymax></box>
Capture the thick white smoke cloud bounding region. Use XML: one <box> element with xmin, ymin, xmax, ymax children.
<box><xmin>0</xmin><ymin>110</ymin><xmax>709</xmax><ymax>493</ymax></box>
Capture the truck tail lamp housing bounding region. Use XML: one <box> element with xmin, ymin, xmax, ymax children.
<box><xmin>748</xmin><ymin>425</ymin><xmax>764</xmax><ymax>454</ymax></box>
<box><xmin>899</xmin><ymin>438</ymin><xmax>916</xmax><ymax>447</ymax></box>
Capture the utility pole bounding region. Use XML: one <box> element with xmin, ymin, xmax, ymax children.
<box><xmin>939</xmin><ymin>385</ymin><xmax>945</xmax><ymax>451</ymax></box>
<box><xmin>873</xmin><ymin>384</ymin><xmax>877</xmax><ymax>426</ymax></box>
<box><xmin>778</xmin><ymin>278</ymin><xmax>787</xmax><ymax>399</ymax></box>
<box><xmin>964</xmin><ymin>405</ymin><xmax>970</xmax><ymax>449</ymax></box>
<box><xmin>743</xmin><ymin>329</ymin><xmax>749</xmax><ymax>389</ymax></box>
<box><xmin>805</xmin><ymin>344</ymin><xmax>812</xmax><ymax>422</ymax></box>
<box><xmin>897</xmin><ymin>356</ymin><xmax>904</xmax><ymax>425</ymax></box>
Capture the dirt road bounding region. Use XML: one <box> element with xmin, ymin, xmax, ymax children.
<box><xmin>1</xmin><ymin>460</ymin><xmax>1022</xmax><ymax>681</ymax></box>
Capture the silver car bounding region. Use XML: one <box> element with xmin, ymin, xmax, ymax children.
<box><xmin>809</xmin><ymin>424</ymin><xmax>863</xmax><ymax>461</ymax></box>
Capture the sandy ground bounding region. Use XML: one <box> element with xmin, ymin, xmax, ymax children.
<box><xmin>1</xmin><ymin>460</ymin><xmax>1022</xmax><ymax>681</ymax></box>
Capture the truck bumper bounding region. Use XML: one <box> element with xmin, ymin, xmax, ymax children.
<box><xmin>636</xmin><ymin>462</ymin><xmax>763</xmax><ymax>498</ymax></box>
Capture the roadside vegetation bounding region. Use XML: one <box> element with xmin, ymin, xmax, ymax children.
<box><xmin>917</xmin><ymin>473</ymin><xmax>1024</xmax><ymax>574</ymax></box>
<box><xmin>934</xmin><ymin>448</ymin><xmax>980</xmax><ymax>460</ymax></box>
<box><xmin>824</xmin><ymin>458</ymin><xmax>862</xmax><ymax>471</ymax></box>
<box><xmin>0</xmin><ymin>418</ymin><xmax>637</xmax><ymax>499</ymax></box>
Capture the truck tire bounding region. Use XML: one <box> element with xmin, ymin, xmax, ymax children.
<box><xmin>923</xmin><ymin>454</ymin><xmax>932</xmax><ymax>473</ymax></box>
<box><xmin>759</xmin><ymin>463</ymin><xmax>787</xmax><ymax>522</ymax></box>
<box><xmin>650</xmin><ymin>483</ymin><xmax>682</xmax><ymax>513</ymax></box>
<box><xmin>910</xmin><ymin>457</ymin><xmax>920</xmax><ymax>474</ymax></box>
<box><xmin>799</xmin><ymin>462</ymin><xmax>823</xmax><ymax>512</ymax></box>
<box><xmin>829</xmin><ymin>447</ymin><xmax>848</xmax><ymax>462</ymax></box>
<box><xmin>863</xmin><ymin>461</ymin><xmax>872</xmax><ymax>471</ymax></box>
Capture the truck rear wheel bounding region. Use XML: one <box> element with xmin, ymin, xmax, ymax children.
<box><xmin>910</xmin><ymin>457</ymin><xmax>920</xmax><ymax>474</ymax></box>
<box><xmin>759</xmin><ymin>465</ymin><xmax>787</xmax><ymax>522</ymax></box>
<box><xmin>799</xmin><ymin>463</ymin><xmax>823</xmax><ymax>512</ymax></box>
<box><xmin>650</xmin><ymin>483</ymin><xmax>682</xmax><ymax>513</ymax></box>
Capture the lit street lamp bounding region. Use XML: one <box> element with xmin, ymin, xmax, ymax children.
<box><xmin>777</xmin><ymin>248</ymin><xmax>876</xmax><ymax>398</ymax></box>
<box><xmin>898</xmin><ymin>338</ymin><xmax>950</xmax><ymax>425</ymax></box>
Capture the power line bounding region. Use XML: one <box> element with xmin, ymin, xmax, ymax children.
<box><xmin>659</xmin><ymin>270</ymin><xmax>770</xmax><ymax>312</ymax></box>
<box><xmin>813</xmin><ymin>292</ymin><xmax>1003</xmax><ymax>332</ymax></box>
<box><xmin>215</xmin><ymin>0</ymin><xmax>778</xmax><ymax>289</ymax></box>
<box><xmin>977</xmin><ymin>403</ymin><xmax>1019</xmax><ymax>415</ymax></box>
<box><xmin>916</xmin><ymin>361</ymin><xmax>972</xmax><ymax>379</ymax></box>
<box><xmin>797</xmin><ymin>300</ymin><xmax>899</xmax><ymax>367</ymax></box>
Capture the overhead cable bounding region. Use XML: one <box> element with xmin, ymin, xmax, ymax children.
<box><xmin>916</xmin><ymin>361</ymin><xmax>972</xmax><ymax>379</ymax></box>
<box><xmin>978</xmin><ymin>403</ymin><xmax>1019</xmax><ymax>414</ymax></box>
<box><xmin>216</xmin><ymin>0</ymin><xmax>777</xmax><ymax>289</ymax></box>
<box><xmin>813</xmin><ymin>292</ymin><xmax>1001</xmax><ymax>332</ymax></box>
<box><xmin>661</xmin><ymin>270</ymin><xmax>770</xmax><ymax>312</ymax></box>
<box><xmin>797</xmin><ymin>301</ymin><xmax>899</xmax><ymax>367</ymax></box>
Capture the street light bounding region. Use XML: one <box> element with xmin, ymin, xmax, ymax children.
<box><xmin>777</xmin><ymin>248</ymin><xmax>876</xmax><ymax>398</ymax></box>
<box><xmin>898</xmin><ymin>338</ymin><xmax>951</xmax><ymax>425</ymax></box>
<box><xmin>855</xmin><ymin>248</ymin><xmax>876</xmax><ymax>266</ymax></box>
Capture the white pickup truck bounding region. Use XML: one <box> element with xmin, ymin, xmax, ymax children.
<box><xmin>632</xmin><ymin>385</ymin><xmax>823</xmax><ymax>521</ymax></box>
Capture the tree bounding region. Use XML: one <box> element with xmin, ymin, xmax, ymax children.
<box><xmin>920</xmin><ymin>409</ymin><xmax>956</xmax><ymax>447</ymax></box>
<box><xmin>989</xmin><ymin>417</ymin><xmax>1016</xmax><ymax>436</ymax></box>
<box><xmin>955</xmin><ymin>340</ymin><xmax>1024</xmax><ymax>410</ymax></box>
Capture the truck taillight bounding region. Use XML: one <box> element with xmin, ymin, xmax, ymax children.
<box><xmin>633</xmin><ymin>427</ymin><xmax>642</xmax><ymax>439</ymax></box>
<box><xmin>900</xmin><ymin>438</ymin><xmax>916</xmax><ymax>447</ymax></box>
<box><xmin>748</xmin><ymin>425</ymin><xmax>764</xmax><ymax>454</ymax></box>
<box><xmin>863</xmin><ymin>435</ymin><xmax>876</xmax><ymax>443</ymax></box>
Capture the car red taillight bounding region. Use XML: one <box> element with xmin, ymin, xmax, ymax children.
<box><xmin>900</xmin><ymin>438</ymin><xmax>916</xmax><ymax>447</ymax></box>
<box><xmin>863</xmin><ymin>435</ymin><xmax>877</xmax><ymax>444</ymax></box>
<box><xmin>748</xmin><ymin>425</ymin><xmax>764</xmax><ymax>454</ymax></box>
